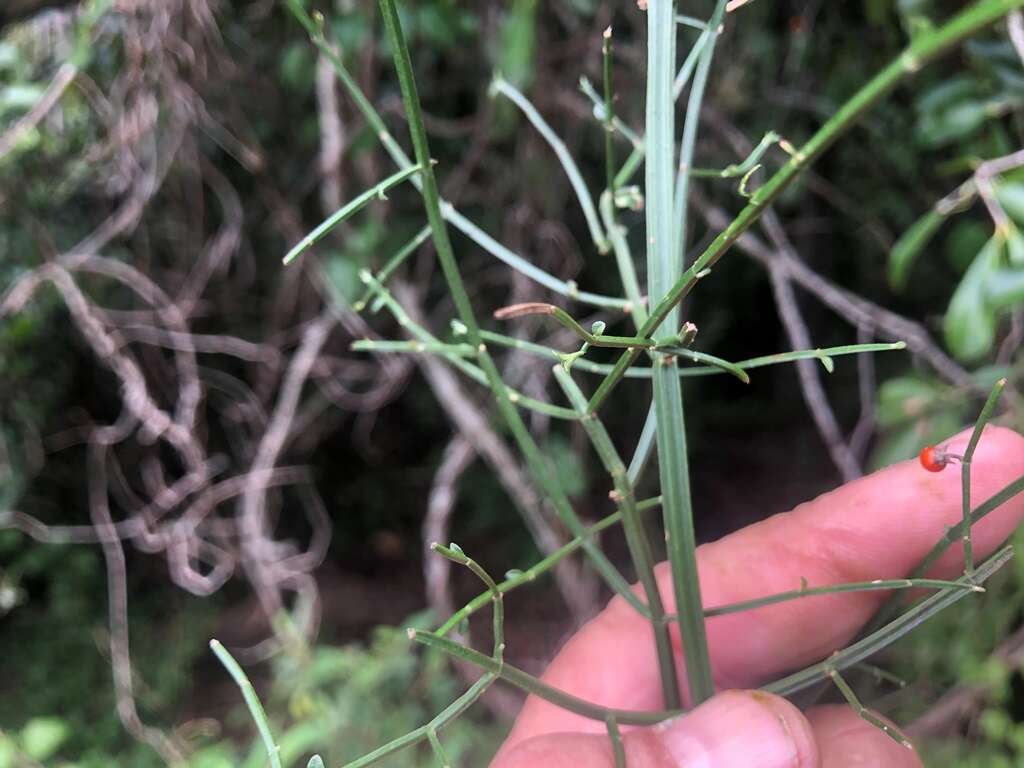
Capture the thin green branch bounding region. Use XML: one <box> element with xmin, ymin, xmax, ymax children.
<box><xmin>410</xmin><ymin>629</ymin><xmax>679</xmax><ymax>726</ymax></box>
<box><xmin>434</xmin><ymin>494</ymin><xmax>662</xmax><ymax>638</ymax></box>
<box><xmin>602</xmin><ymin>29</ymin><xmax>617</xmax><ymax>200</ymax></box>
<box><xmin>606</xmin><ymin>714</ymin><xmax>627</xmax><ymax>768</ymax></box>
<box><xmin>282</xmin><ymin>164</ymin><xmax>423</xmax><ymax>265</ymax></box>
<box><xmin>764</xmin><ymin>545</ymin><xmax>1012</xmax><ymax>698</ymax></box>
<box><xmin>700</xmin><ymin>576</ymin><xmax>982</xmax><ymax>619</ymax></box>
<box><xmin>354</xmin><ymin>225</ymin><xmax>431</xmax><ymax>312</ymax></box>
<box><xmin>960</xmin><ymin>378</ymin><xmax>1007</xmax><ymax>572</ymax></box>
<box><xmin>494</xmin><ymin>302</ymin><xmax>658</xmax><ymax>348</ymax></box>
<box><xmin>209</xmin><ymin>639</ymin><xmax>283</xmax><ymax>768</ymax></box>
<box><xmin>419</xmin><ymin>549</ymin><xmax>1009</xmax><ymax>732</ymax></box>
<box><xmin>689</xmin><ymin>130</ymin><xmax>781</xmax><ymax>178</ymax></box>
<box><xmin>579</xmin><ymin>77</ymin><xmax>643</xmax><ymax>149</ymax></box>
<box><xmin>829</xmin><ymin>669</ymin><xmax>913</xmax><ymax>749</ymax></box>
<box><xmin>673</xmin><ymin>0</ymin><xmax>728</xmax><ymax>265</ymax></box>
<box><xmin>341</xmin><ymin>673</ymin><xmax>495</xmax><ymax>768</ymax></box>
<box><xmin>490</xmin><ymin>76</ymin><xmax>609</xmax><ymax>254</ymax></box>
<box><xmin>356</xmin><ymin>274</ymin><xmax>579</xmax><ymax>420</ymax></box>
<box><xmin>553</xmin><ymin>366</ymin><xmax>680</xmax><ymax>709</ymax></box>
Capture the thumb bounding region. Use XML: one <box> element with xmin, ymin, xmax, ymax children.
<box><xmin>491</xmin><ymin>690</ymin><xmax>818</xmax><ymax>768</ymax></box>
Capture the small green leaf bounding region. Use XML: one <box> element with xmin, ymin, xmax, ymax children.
<box><xmin>505</xmin><ymin>569</ymin><xmax>524</xmax><ymax>580</ymax></box>
<box><xmin>944</xmin><ymin>234</ymin><xmax>1002</xmax><ymax>361</ymax></box>
<box><xmin>889</xmin><ymin>208</ymin><xmax>944</xmax><ymax>290</ymax></box>
<box><xmin>985</xmin><ymin>267</ymin><xmax>1024</xmax><ymax>310</ymax></box>
<box><xmin>20</xmin><ymin>717</ymin><xmax>68</xmax><ymax>761</ymax></box>
<box><xmin>995</xmin><ymin>181</ymin><xmax>1024</xmax><ymax>227</ymax></box>
<box><xmin>1007</xmin><ymin>226</ymin><xmax>1024</xmax><ymax>266</ymax></box>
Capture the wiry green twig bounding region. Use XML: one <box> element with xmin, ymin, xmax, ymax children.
<box><xmin>353</xmin><ymin>225</ymin><xmax>431</xmax><ymax>312</ymax></box>
<box><xmin>434</xmin><ymin>495</ymin><xmax>663</xmax><ymax>638</ymax></box>
<box><xmin>209</xmin><ymin>639</ymin><xmax>283</xmax><ymax>768</ymax></box>
<box><xmin>553</xmin><ymin>366</ymin><xmax>680</xmax><ymax>708</ymax></box>
<box><xmin>960</xmin><ymin>378</ymin><xmax>1007</xmax><ymax>572</ymax></box>
<box><xmin>765</xmin><ymin>545</ymin><xmax>1013</xmax><ymax>697</ymax></box>
<box><xmin>829</xmin><ymin>668</ymin><xmax>913</xmax><ymax>749</ymax></box>
<box><xmin>415</xmin><ymin>548</ymin><xmax>1010</xmax><ymax>727</ymax></box>
<box><xmin>490</xmin><ymin>76</ymin><xmax>609</xmax><ymax>254</ymax></box>
<box><xmin>699</xmin><ymin>576</ymin><xmax>981</xmax><ymax>618</ymax></box>
<box><xmin>606</xmin><ymin>714</ymin><xmax>627</xmax><ymax>768</ymax></box>
<box><xmin>282</xmin><ymin>164</ymin><xmax>423</xmax><ymax>265</ymax></box>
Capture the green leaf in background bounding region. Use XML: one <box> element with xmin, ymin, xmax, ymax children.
<box><xmin>914</xmin><ymin>76</ymin><xmax>990</xmax><ymax>147</ymax></box>
<box><xmin>985</xmin><ymin>266</ymin><xmax>1024</xmax><ymax>310</ymax></box>
<box><xmin>872</xmin><ymin>375</ymin><xmax>969</xmax><ymax>469</ymax></box>
<box><xmin>1007</xmin><ymin>225</ymin><xmax>1024</xmax><ymax>266</ymax></box>
<box><xmin>945</xmin><ymin>218</ymin><xmax>991</xmax><ymax>273</ymax></box>
<box><xmin>876</xmin><ymin>375</ymin><xmax>947</xmax><ymax>427</ymax></box>
<box><xmin>888</xmin><ymin>207</ymin><xmax>944</xmax><ymax>290</ymax></box>
<box><xmin>944</xmin><ymin>233</ymin><xmax>1002</xmax><ymax>362</ymax></box>
<box><xmin>495</xmin><ymin>0</ymin><xmax>537</xmax><ymax>90</ymax></box>
<box><xmin>995</xmin><ymin>179</ymin><xmax>1024</xmax><ymax>227</ymax></box>
<box><xmin>19</xmin><ymin>717</ymin><xmax>68</xmax><ymax>761</ymax></box>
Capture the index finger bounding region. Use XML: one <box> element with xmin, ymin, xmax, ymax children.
<box><xmin>503</xmin><ymin>426</ymin><xmax>1024</xmax><ymax>748</ymax></box>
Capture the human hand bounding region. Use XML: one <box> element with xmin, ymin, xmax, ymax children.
<box><xmin>492</xmin><ymin>426</ymin><xmax>1024</xmax><ymax>767</ymax></box>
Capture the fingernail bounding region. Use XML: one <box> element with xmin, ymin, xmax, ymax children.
<box><xmin>656</xmin><ymin>691</ymin><xmax>816</xmax><ymax>768</ymax></box>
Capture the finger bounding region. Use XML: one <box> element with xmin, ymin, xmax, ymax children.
<box><xmin>506</xmin><ymin>426</ymin><xmax>1024</xmax><ymax>744</ymax></box>
<box><xmin>491</xmin><ymin>690</ymin><xmax>818</xmax><ymax>768</ymax></box>
<box><xmin>806</xmin><ymin>705</ymin><xmax>923</xmax><ymax>768</ymax></box>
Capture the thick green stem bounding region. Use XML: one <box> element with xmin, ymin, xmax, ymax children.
<box><xmin>554</xmin><ymin>367</ymin><xmax>681</xmax><ymax>708</ymax></box>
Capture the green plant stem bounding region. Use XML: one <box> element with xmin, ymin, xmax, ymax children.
<box><xmin>411</xmin><ymin>629</ymin><xmax>679</xmax><ymax>726</ymax></box>
<box><xmin>282</xmin><ymin>164</ymin><xmax>423</xmax><ymax>264</ymax></box>
<box><xmin>356</xmin><ymin>274</ymin><xmax>579</xmax><ymax>420</ymax></box>
<box><xmin>764</xmin><ymin>545</ymin><xmax>1012</xmax><ymax>697</ymax></box>
<box><xmin>673</xmin><ymin>0</ymin><xmax>727</xmax><ymax>265</ymax></box>
<box><xmin>960</xmin><ymin>378</ymin><xmax>1007</xmax><ymax>572</ymax></box>
<box><xmin>377</xmin><ymin>0</ymin><xmax>648</xmax><ymax>617</ymax></box>
<box><xmin>829</xmin><ymin>669</ymin><xmax>912</xmax><ymax>749</ymax></box>
<box><xmin>553</xmin><ymin>366</ymin><xmax>680</xmax><ymax>709</ymax></box>
<box><xmin>491</xmin><ymin>77</ymin><xmax>608</xmax><ymax>253</ymax></box>
<box><xmin>698</xmin><ymin>577</ymin><xmax>981</xmax><ymax>618</ymax></box>
<box><xmin>646</xmin><ymin>0</ymin><xmax>715</xmax><ymax>706</ymax></box>
<box><xmin>494</xmin><ymin>302</ymin><xmax>658</xmax><ymax>348</ymax></box>
<box><xmin>209</xmin><ymin>639</ymin><xmax>283</xmax><ymax>768</ymax></box>
<box><xmin>606</xmin><ymin>715</ymin><xmax>626</xmax><ymax>768</ymax></box>
<box><xmin>589</xmin><ymin>0</ymin><xmax>1024</xmax><ymax>413</ymax></box>
<box><xmin>602</xmin><ymin>29</ymin><xmax>617</xmax><ymax>201</ymax></box>
<box><xmin>867</xmin><ymin>472</ymin><xmax>1024</xmax><ymax>633</ymax></box>
<box><xmin>354</xmin><ymin>225</ymin><xmax>431</xmax><ymax>312</ymax></box>
<box><xmin>435</xmin><ymin>495</ymin><xmax>662</xmax><ymax>637</ymax></box>
<box><xmin>342</xmin><ymin>673</ymin><xmax>495</xmax><ymax>768</ymax></box>
<box><xmin>689</xmin><ymin>130</ymin><xmax>780</xmax><ymax>178</ymax></box>
<box><xmin>416</xmin><ymin>549</ymin><xmax>1009</xmax><ymax>726</ymax></box>
<box><xmin>600</xmin><ymin>191</ymin><xmax>647</xmax><ymax>327</ymax></box>
<box><xmin>427</xmin><ymin>729</ymin><xmax>449</xmax><ymax>767</ymax></box>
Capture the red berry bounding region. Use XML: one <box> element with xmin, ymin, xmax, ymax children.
<box><xmin>919</xmin><ymin>445</ymin><xmax>948</xmax><ymax>473</ymax></box>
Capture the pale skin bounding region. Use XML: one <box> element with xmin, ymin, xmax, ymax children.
<box><xmin>492</xmin><ymin>426</ymin><xmax>1024</xmax><ymax>767</ymax></box>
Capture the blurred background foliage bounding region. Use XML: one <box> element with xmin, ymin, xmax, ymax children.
<box><xmin>0</xmin><ymin>0</ymin><xmax>1023</xmax><ymax>765</ymax></box>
